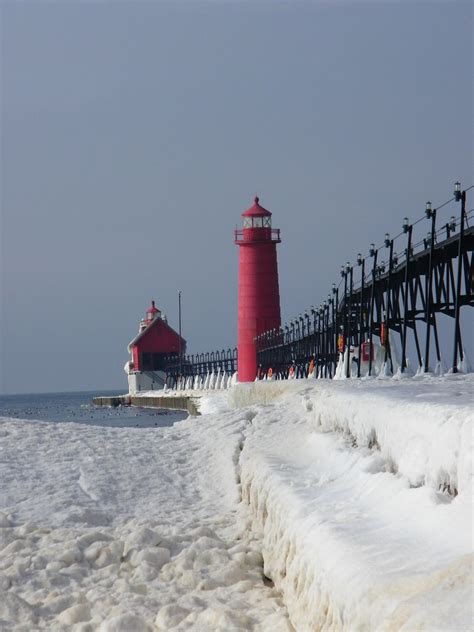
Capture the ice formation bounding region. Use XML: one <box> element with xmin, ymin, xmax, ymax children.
<box><xmin>1</xmin><ymin>374</ymin><xmax>472</xmax><ymax>630</ymax></box>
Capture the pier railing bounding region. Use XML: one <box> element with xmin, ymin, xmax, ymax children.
<box><xmin>163</xmin><ymin>348</ymin><xmax>237</xmax><ymax>389</ymax></box>
<box><xmin>163</xmin><ymin>182</ymin><xmax>472</xmax><ymax>386</ymax></box>
<box><xmin>257</xmin><ymin>182</ymin><xmax>473</xmax><ymax>378</ymax></box>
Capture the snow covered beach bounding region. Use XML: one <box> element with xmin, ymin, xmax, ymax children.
<box><xmin>1</xmin><ymin>375</ymin><xmax>472</xmax><ymax>631</ymax></box>
<box><xmin>0</xmin><ymin>402</ymin><xmax>289</xmax><ymax>631</ymax></box>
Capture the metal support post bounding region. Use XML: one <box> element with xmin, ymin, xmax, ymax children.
<box><xmin>424</xmin><ymin>209</ymin><xmax>437</xmax><ymax>371</ymax></box>
<box><xmin>368</xmin><ymin>250</ymin><xmax>378</xmax><ymax>376</ymax></box>
<box><xmin>452</xmin><ymin>190</ymin><xmax>466</xmax><ymax>372</ymax></box>
<box><xmin>346</xmin><ymin>266</ymin><xmax>353</xmax><ymax>378</ymax></box>
<box><xmin>401</xmin><ymin>225</ymin><xmax>413</xmax><ymax>372</ymax></box>
<box><xmin>333</xmin><ymin>287</ymin><xmax>339</xmax><ymax>375</ymax></box>
<box><xmin>342</xmin><ymin>271</ymin><xmax>348</xmax><ymax>374</ymax></box>
<box><xmin>357</xmin><ymin>258</ymin><xmax>365</xmax><ymax>377</ymax></box>
<box><xmin>384</xmin><ymin>240</ymin><xmax>394</xmax><ymax>372</ymax></box>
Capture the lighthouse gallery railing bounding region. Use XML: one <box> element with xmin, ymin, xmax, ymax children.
<box><xmin>234</xmin><ymin>228</ymin><xmax>281</xmax><ymax>243</ymax></box>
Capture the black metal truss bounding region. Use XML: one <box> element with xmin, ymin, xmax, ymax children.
<box><xmin>257</xmin><ymin>189</ymin><xmax>473</xmax><ymax>379</ymax></box>
<box><xmin>162</xmin><ymin>185</ymin><xmax>473</xmax><ymax>385</ymax></box>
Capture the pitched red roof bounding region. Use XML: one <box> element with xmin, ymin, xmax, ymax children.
<box><xmin>242</xmin><ymin>195</ymin><xmax>272</xmax><ymax>218</ymax></box>
<box><xmin>127</xmin><ymin>316</ymin><xmax>186</xmax><ymax>352</ymax></box>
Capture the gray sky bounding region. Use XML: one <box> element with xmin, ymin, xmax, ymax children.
<box><xmin>1</xmin><ymin>1</ymin><xmax>472</xmax><ymax>394</ymax></box>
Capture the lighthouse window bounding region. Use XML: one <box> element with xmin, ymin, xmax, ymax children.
<box><xmin>252</xmin><ymin>217</ymin><xmax>263</xmax><ymax>228</ymax></box>
<box><xmin>141</xmin><ymin>352</ymin><xmax>167</xmax><ymax>371</ymax></box>
<box><xmin>141</xmin><ymin>353</ymin><xmax>153</xmax><ymax>370</ymax></box>
<box><xmin>243</xmin><ymin>217</ymin><xmax>252</xmax><ymax>228</ymax></box>
<box><xmin>263</xmin><ymin>217</ymin><xmax>271</xmax><ymax>227</ymax></box>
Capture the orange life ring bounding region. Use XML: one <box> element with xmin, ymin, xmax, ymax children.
<box><xmin>289</xmin><ymin>365</ymin><xmax>295</xmax><ymax>378</ymax></box>
<box><xmin>338</xmin><ymin>333</ymin><xmax>345</xmax><ymax>353</ymax></box>
<box><xmin>267</xmin><ymin>367</ymin><xmax>273</xmax><ymax>379</ymax></box>
<box><xmin>380</xmin><ymin>322</ymin><xmax>388</xmax><ymax>346</ymax></box>
<box><xmin>308</xmin><ymin>359</ymin><xmax>315</xmax><ymax>374</ymax></box>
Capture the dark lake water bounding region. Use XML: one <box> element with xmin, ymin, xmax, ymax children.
<box><xmin>0</xmin><ymin>390</ymin><xmax>187</xmax><ymax>429</ymax></box>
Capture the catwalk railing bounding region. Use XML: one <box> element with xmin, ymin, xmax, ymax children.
<box><xmin>162</xmin><ymin>182</ymin><xmax>472</xmax><ymax>385</ymax></box>
<box><xmin>256</xmin><ymin>183</ymin><xmax>473</xmax><ymax>379</ymax></box>
<box><xmin>163</xmin><ymin>348</ymin><xmax>237</xmax><ymax>389</ymax></box>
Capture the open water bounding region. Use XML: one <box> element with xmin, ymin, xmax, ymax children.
<box><xmin>0</xmin><ymin>390</ymin><xmax>187</xmax><ymax>428</ymax></box>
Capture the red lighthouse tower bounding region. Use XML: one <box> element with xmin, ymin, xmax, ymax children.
<box><xmin>234</xmin><ymin>196</ymin><xmax>282</xmax><ymax>382</ymax></box>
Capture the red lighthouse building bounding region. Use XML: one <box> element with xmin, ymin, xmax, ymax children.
<box><xmin>125</xmin><ymin>300</ymin><xmax>186</xmax><ymax>393</ymax></box>
<box><xmin>234</xmin><ymin>196</ymin><xmax>282</xmax><ymax>382</ymax></box>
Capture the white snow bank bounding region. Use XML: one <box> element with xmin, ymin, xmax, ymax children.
<box><xmin>307</xmin><ymin>374</ymin><xmax>473</xmax><ymax>495</ymax></box>
<box><xmin>237</xmin><ymin>374</ymin><xmax>473</xmax><ymax>630</ymax></box>
<box><xmin>1</xmin><ymin>374</ymin><xmax>472</xmax><ymax>630</ymax></box>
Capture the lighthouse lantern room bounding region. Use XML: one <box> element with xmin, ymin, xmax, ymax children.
<box><xmin>235</xmin><ymin>196</ymin><xmax>282</xmax><ymax>382</ymax></box>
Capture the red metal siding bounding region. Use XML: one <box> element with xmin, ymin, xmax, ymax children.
<box><xmin>131</xmin><ymin>320</ymin><xmax>186</xmax><ymax>371</ymax></box>
<box><xmin>236</xmin><ymin>213</ymin><xmax>282</xmax><ymax>382</ymax></box>
<box><xmin>132</xmin><ymin>347</ymin><xmax>139</xmax><ymax>369</ymax></box>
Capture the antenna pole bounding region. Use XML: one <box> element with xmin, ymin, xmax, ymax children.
<box><xmin>178</xmin><ymin>290</ymin><xmax>182</xmax><ymax>377</ymax></box>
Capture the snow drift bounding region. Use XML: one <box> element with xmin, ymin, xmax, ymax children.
<box><xmin>237</xmin><ymin>375</ymin><xmax>473</xmax><ymax>630</ymax></box>
<box><xmin>0</xmin><ymin>374</ymin><xmax>472</xmax><ymax>630</ymax></box>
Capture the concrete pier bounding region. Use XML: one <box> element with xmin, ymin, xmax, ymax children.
<box><xmin>92</xmin><ymin>396</ymin><xmax>128</xmax><ymax>408</ymax></box>
<box><xmin>92</xmin><ymin>394</ymin><xmax>201</xmax><ymax>416</ymax></box>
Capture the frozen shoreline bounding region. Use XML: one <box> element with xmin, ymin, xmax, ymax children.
<box><xmin>236</xmin><ymin>376</ymin><xmax>473</xmax><ymax>630</ymax></box>
<box><xmin>0</xmin><ymin>407</ymin><xmax>290</xmax><ymax>631</ymax></box>
<box><xmin>1</xmin><ymin>374</ymin><xmax>472</xmax><ymax>630</ymax></box>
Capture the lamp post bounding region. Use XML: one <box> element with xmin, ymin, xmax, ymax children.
<box><xmin>327</xmin><ymin>294</ymin><xmax>334</xmax><ymax>378</ymax></box>
<box><xmin>424</xmin><ymin>201</ymin><xmax>437</xmax><ymax>372</ymax></box>
<box><xmin>297</xmin><ymin>314</ymin><xmax>304</xmax><ymax>369</ymax></box>
<box><xmin>341</xmin><ymin>264</ymin><xmax>348</xmax><ymax>361</ymax></box>
<box><xmin>303</xmin><ymin>311</ymin><xmax>310</xmax><ymax>361</ymax></box>
<box><xmin>310</xmin><ymin>305</ymin><xmax>318</xmax><ymax>375</ymax></box>
<box><xmin>452</xmin><ymin>182</ymin><xmax>466</xmax><ymax>372</ymax></box>
<box><xmin>326</xmin><ymin>300</ymin><xmax>331</xmax><ymax>377</ymax></box>
<box><xmin>320</xmin><ymin>306</ymin><xmax>326</xmax><ymax>374</ymax></box>
<box><xmin>293</xmin><ymin>316</ymin><xmax>300</xmax><ymax>340</ymax></box>
<box><xmin>368</xmin><ymin>243</ymin><xmax>378</xmax><ymax>377</ymax></box>
<box><xmin>340</xmin><ymin>266</ymin><xmax>348</xmax><ymax>376</ymax></box>
<box><xmin>318</xmin><ymin>302</ymin><xmax>324</xmax><ymax>377</ymax></box>
<box><xmin>357</xmin><ymin>253</ymin><xmax>365</xmax><ymax>377</ymax></box>
<box><xmin>332</xmin><ymin>282</ymin><xmax>339</xmax><ymax>374</ymax></box>
<box><xmin>310</xmin><ymin>306</ymin><xmax>316</xmax><ymax>363</ymax></box>
<box><xmin>454</xmin><ymin>181</ymin><xmax>462</xmax><ymax>202</ymax></box>
<box><xmin>445</xmin><ymin>215</ymin><xmax>456</xmax><ymax>239</ymax></box>
<box><xmin>383</xmin><ymin>234</ymin><xmax>394</xmax><ymax>373</ymax></box>
<box><xmin>299</xmin><ymin>313</ymin><xmax>305</xmax><ymax>338</ymax></box>
<box><xmin>401</xmin><ymin>218</ymin><xmax>413</xmax><ymax>373</ymax></box>
<box><xmin>345</xmin><ymin>262</ymin><xmax>353</xmax><ymax>378</ymax></box>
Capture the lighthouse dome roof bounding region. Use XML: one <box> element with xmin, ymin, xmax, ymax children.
<box><xmin>242</xmin><ymin>195</ymin><xmax>272</xmax><ymax>218</ymax></box>
<box><xmin>147</xmin><ymin>300</ymin><xmax>160</xmax><ymax>315</ymax></box>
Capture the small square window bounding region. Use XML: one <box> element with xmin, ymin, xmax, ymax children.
<box><xmin>263</xmin><ymin>217</ymin><xmax>271</xmax><ymax>227</ymax></box>
<box><xmin>252</xmin><ymin>217</ymin><xmax>263</xmax><ymax>228</ymax></box>
<box><xmin>243</xmin><ymin>218</ymin><xmax>252</xmax><ymax>228</ymax></box>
